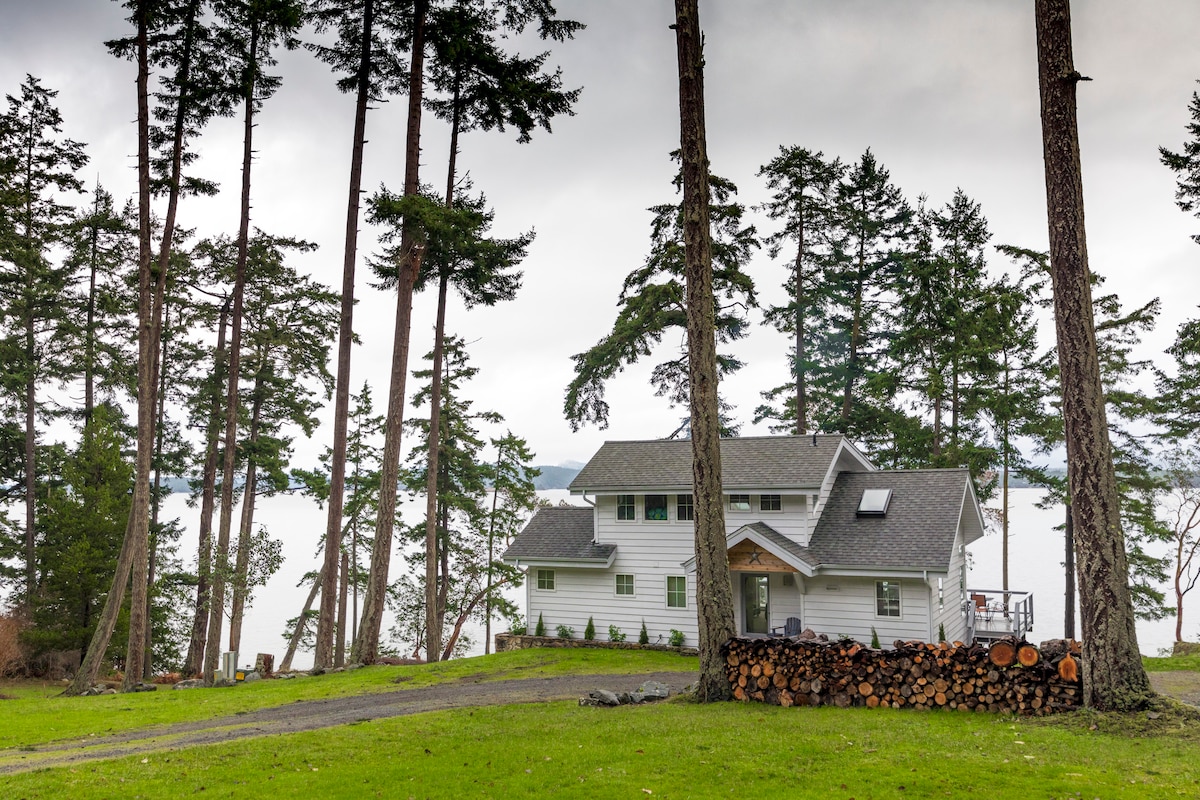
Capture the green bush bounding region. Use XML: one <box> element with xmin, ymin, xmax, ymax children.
<box><xmin>668</xmin><ymin>629</ymin><xmax>685</xmax><ymax>648</ymax></box>
<box><xmin>534</xmin><ymin>613</ymin><xmax>545</xmax><ymax>637</ymax></box>
<box><xmin>555</xmin><ymin>624</ymin><xmax>574</xmax><ymax>639</ymax></box>
<box><xmin>608</xmin><ymin>625</ymin><xmax>626</xmax><ymax>643</ymax></box>
<box><xmin>584</xmin><ymin>617</ymin><xmax>595</xmax><ymax>641</ymax></box>
<box><xmin>938</xmin><ymin>623</ymin><xmax>946</xmax><ymax>643</ymax></box>
<box><xmin>638</xmin><ymin>620</ymin><xmax>649</xmax><ymax>645</ymax></box>
<box><xmin>510</xmin><ymin>618</ymin><xmax>527</xmax><ymax>636</ymax></box>
<box><xmin>870</xmin><ymin>627</ymin><xmax>880</xmax><ymax>649</ymax></box>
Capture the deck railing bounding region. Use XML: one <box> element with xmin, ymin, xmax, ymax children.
<box><xmin>964</xmin><ymin>588</ymin><xmax>1034</xmax><ymax>641</ymax></box>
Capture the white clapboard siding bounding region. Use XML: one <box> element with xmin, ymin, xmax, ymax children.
<box><xmin>930</xmin><ymin>529</ymin><xmax>970</xmax><ymax>642</ymax></box>
<box><xmin>800</xmin><ymin>577</ymin><xmax>930</xmax><ymax>644</ymax></box>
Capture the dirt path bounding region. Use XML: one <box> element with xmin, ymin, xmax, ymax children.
<box><xmin>1150</xmin><ymin>671</ymin><xmax>1200</xmax><ymax>707</ymax></box>
<box><xmin>0</xmin><ymin>670</ymin><xmax>697</xmax><ymax>776</ymax></box>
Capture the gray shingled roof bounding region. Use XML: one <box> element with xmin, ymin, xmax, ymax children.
<box><xmin>808</xmin><ymin>470</ymin><xmax>973</xmax><ymax>569</ymax></box>
<box><xmin>569</xmin><ymin>435</ymin><xmax>852</xmax><ymax>492</ymax></box>
<box><xmin>501</xmin><ymin>506</ymin><xmax>615</xmax><ymax>564</ymax></box>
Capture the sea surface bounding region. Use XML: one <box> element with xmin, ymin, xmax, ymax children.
<box><xmin>159</xmin><ymin>486</ymin><xmax>1182</xmax><ymax>671</ymax></box>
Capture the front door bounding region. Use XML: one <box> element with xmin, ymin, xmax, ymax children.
<box><xmin>742</xmin><ymin>573</ymin><xmax>769</xmax><ymax>634</ymax></box>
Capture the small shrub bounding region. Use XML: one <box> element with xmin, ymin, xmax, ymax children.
<box><xmin>608</xmin><ymin>625</ymin><xmax>626</xmax><ymax>643</ymax></box>
<box><xmin>555</xmin><ymin>624</ymin><xmax>575</xmax><ymax>639</ymax></box>
<box><xmin>534</xmin><ymin>613</ymin><xmax>546</xmax><ymax>637</ymax></box>
<box><xmin>638</xmin><ymin>620</ymin><xmax>649</xmax><ymax>645</ymax></box>
<box><xmin>584</xmin><ymin>616</ymin><xmax>595</xmax><ymax>641</ymax></box>
<box><xmin>938</xmin><ymin>623</ymin><xmax>946</xmax><ymax>643</ymax></box>
<box><xmin>668</xmin><ymin>629</ymin><xmax>685</xmax><ymax>648</ymax></box>
<box><xmin>510</xmin><ymin>619</ymin><xmax>527</xmax><ymax>636</ymax></box>
<box><xmin>870</xmin><ymin>627</ymin><xmax>880</xmax><ymax>649</ymax></box>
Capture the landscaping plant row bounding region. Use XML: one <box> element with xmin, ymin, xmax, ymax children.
<box><xmin>723</xmin><ymin>633</ymin><xmax>1083</xmax><ymax>715</ymax></box>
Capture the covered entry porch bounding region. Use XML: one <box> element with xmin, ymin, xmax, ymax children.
<box><xmin>727</xmin><ymin>538</ymin><xmax>806</xmax><ymax>637</ymax></box>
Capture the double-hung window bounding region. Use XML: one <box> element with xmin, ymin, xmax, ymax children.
<box><xmin>676</xmin><ymin>495</ymin><xmax>694</xmax><ymax>521</ymax></box>
<box><xmin>667</xmin><ymin>576</ymin><xmax>687</xmax><ymax>608</ymax></box>
<box><xmin>876</xmin><ymin>580</ymin><xmax>901</xmax><ymax>617</ymax></box>
<box><xmin>729</xmin><ymin>494</ymin><xmax>751</xmax><ymax>511</ymax></box>
<box><xmin>616</xmin><ymin>494</ymin><xmax>636</xmax><ymax>521</ymax></box>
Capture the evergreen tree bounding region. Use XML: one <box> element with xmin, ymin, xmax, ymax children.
<box><xmin>0</xmin><ymin>75</ymin><xmax>88</xmax><ymax>605</ymax></box>
<box><xmin>564</xmin><ymin>157</ymin><xmax>758</xmax><ymax>435</ymax></box>
<box><xmin>815</xmin><ymin>149</ymin><xmax>914</xmax><ymax>455</ymax></box>
<box><xmin>754</xmin><ymin>146</ymin><xmax>843</xmax><ymax>435</ymax></box>
<box><xmin>27</xmin><ymin>407</ymin><xmax>131</xmax><ymax>660</ymax></box>
<box><xmin>1159</xmin><ymin>82</ymin><xmax>1200</xmax><ymax>245</ymax></box>
<box><xmin>482</xmin><ymin>430</ymin><xmax>538</xmax><ymax>653</ymax></box>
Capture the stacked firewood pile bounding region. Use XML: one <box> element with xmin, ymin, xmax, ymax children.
<box><xmin>723</xmin><ymin>635</ymin><xmax>1082</xmax><ymax>715</ymax></box>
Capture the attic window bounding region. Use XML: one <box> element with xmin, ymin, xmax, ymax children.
<box><xmin>857</xmin><ymin>488</ymin><xmax>892</xmax><ymax>516</ymax></box>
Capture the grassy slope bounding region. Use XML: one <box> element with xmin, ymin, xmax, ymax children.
<box><xmin>5</xmin><ymin>650</ymin><xmax>1200</xmax><ymax>798</ymax></box>
<box><xmin>0</xmin><ymin>648</ymin><xmax>693</xmax><ymax>749</ymax></box>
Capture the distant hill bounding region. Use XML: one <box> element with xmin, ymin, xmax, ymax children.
<box><xmin>531</xmin><ymin>465</ymin><xmax>581</xmax><ymax>491</ymax></box>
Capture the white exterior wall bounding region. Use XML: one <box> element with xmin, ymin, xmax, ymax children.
<box><xmin>931</xmin><ymin>529</ymin><xmax>970</xmax><ymax>642</ymax></box>
<box><xmin>800</xmin><ymin>576</ymin><xmax>930</xmax><ymax>644</ymax></box>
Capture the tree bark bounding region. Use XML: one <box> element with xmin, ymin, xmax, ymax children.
<box><xmin>353</xmin><ymin>0</ymin><xmax>427</xmax><ymax>665</ymax></box>
<box><xmin>336</xmin><ymin>551</ymin><xmax>349</xmax><ymax>668</ymax></box>
<box><xmin>674</xmin><ymin>0</ymin><xmax>735</xmax><ymax>702</ymax></box>
<box><xmin>316</xmin><ymin>0</ymin><xmax>374</xmax><ymax>671</ymax></box>
<box><xmin>228</xmin><ymin>373</ymin><xmax>265</xmax><ymax>653</ymax></box>
<box><xmin>1064</xmin><ymin>501</ymin><xmax>1076</xmax><ymax>639</ymax></box>
<box><xmin>423</xmin><ymin>275</ymin><xmax>449</xmax><ymax>661</ymax></box>
<box><xmin>1035</xmin><ymin>0</ymin><xmax>1151</xmax><ymax>710</ymax></box>
<box><xmin>205</xmin><ymin>17</ymin><xmax>259</xmax><ymax>684</ymax></box>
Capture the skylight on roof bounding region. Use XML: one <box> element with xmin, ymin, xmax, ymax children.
<box><xmin>857</xmin><ymin>488</ymin><xmax>892</xmax><ymax>516</ymax></box>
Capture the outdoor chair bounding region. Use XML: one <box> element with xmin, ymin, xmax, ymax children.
<box><xmin>771</xmin><ymin>617</ymin><xmax>803</xmax><ymax>637</ymax></box>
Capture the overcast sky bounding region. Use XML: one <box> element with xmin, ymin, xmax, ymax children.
<box><xmin>3</xmin><ymin>0</ymin><xmax>1199</xmax><ymax>469</ymax></box>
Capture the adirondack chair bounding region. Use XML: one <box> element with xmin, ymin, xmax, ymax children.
<box><xmin>771</xmin><ymin>617</ymin><xmax>803</xmax><ymax>637</ymax></box>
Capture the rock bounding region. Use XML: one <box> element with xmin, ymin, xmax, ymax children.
<box><xmin>130</xmin><ymin>683</ymin><xmax>157</xmax><ymax>693</ymax></box>
<box><xmin>579</xmin><ymin>689</ymin><xmax>622</xmax><ymax>707</ymax></box>
<box><xmin>101</xmin><ymin>688</ymin><xmax>117</xmax><ymax>695</ymax></box>
<box><xmin>799</xmin><ymin>628</ymin><xmax>818</xmax><ymax>640</ymax></box>
<box><xmin>309</xmin><ymin>667</ymin><xmax>326</xmax><ymax>676</ymax></box>
<box><xmin>328</xmin><ymin>667</ymin><xmax>345</xmax><ymax>674</ymax></box>
<box><xmin>346</xmin><ymin>663</ymin><xmax>364</xmax><ymax>670</ymax></box>
<box><xmin>276</xmin><ymin>672</ymin><xmax>296</xmax><ymax>680</ymax></box>
<box><xmin>637</xmin><ymin>681</ymin><xmax>670</xmax><ymax>700</ymax></box>
<box><xmin>617</xmin><ymin>692</ymin><xmax>633</xmax><ymax>705</ymax></box>
<box><xmin>243</xmin><ymin>672</ymin><xmax>262</xmax><ymax>683</ymax></box>
<box><xmin>173</xmin><ymin>679</ymin><xmax>205</xmax><ymax>690</ymax></box>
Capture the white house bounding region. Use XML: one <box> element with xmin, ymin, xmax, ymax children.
<box><xmin>502</xmin><ymin>435</ymin><xmax>995</xmax><ymax>648</ymax></box>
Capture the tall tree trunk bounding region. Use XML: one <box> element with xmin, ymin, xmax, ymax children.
<box><xmin>1035</xmin><ymin>0</ymin><xmax>1151</xmax><ymax>710</ymax></box>
<box><xmin>279</xmin><ymin>569</ymin><xmax>322</xmax><ymax>673</ymax></box>
<box><xmin>335</xmin><ymin>551</ymin><xmax>349</xmax><ymax>667</ymax></box>
<box><xmin>1064</xmin><ymin>501</ymin><xmax>1076</xmax><ymax>638</ymax></box>
<box><xmin>183</xmin><ymin>296</ymin><xmax>230</xmax><ymax>677</ymax></box>
<box><xmin>793</xmin><ymin>232</ymin><xmax>806</xmax><ymax>436</ymax></box>
<box><xmin>674</xmin><ymin>0</ymin><xmax>734</xmax><ymax>702</ymax></box>
<box><xmin>841</xmin><ymin>225</ymin><xmax>866</xmax><ymax>429</ymax></box>
<box><xmin>142</xmin><ymin>303</ymin><xmax>172</xmax><ymax>680</ymax></box>
<box><xmin>317</xmin><ymin>0</ymin><xmax>374</xmax><ymax>671</ymax></box>
<box><xmin>483</xmin><ymin>457</ymin><xmax>501</xmax><ymax>656</ymax></box>
<box><xmin>228</xmin><ymin>375</ymin><xmax>265</xmax><ymax>653</ymax></box>
<box><xmin>422</xmin><ymin>83</ymin><xmax>461</xmax><ymax>664</ymax></box>
<box><xmin>21</xmin><ymin>102</ymin><xmax>37</xmax><ymax>606</ymax></box>
<box><xmin>84</xmin><ymin>189</ymin><xmax>99</xmax><ymax>431</ymax></box>
<box><xmin>353</xmin><ymin>0</ymin><xmax>428</xmax><ymax>666</ymax></box>
<box><xmin>205</xmin><ymin>18</ymin><xmax>259</xmax><ymax>684</ymax></box>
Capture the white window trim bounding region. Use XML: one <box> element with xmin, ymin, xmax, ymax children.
<box><xmin>644</xmin><ymin>494</ymin><xmax>670</xmax><ymax>523</ymax></box>
<box><xmin>615</xmin><ymin>494</ymin><xmax>637</xmax><ymax>523</ymax></box>
<box><xmin>666</xmin><ymin>575</ymin><xmax>688</xmax><ymax>609</ymax></box>
<box><xmin>759</xmin><ymin>494</ymin><xmax>783</xmax><ymax>513</ymax></box>
<box><xmin>875</xmin><ymin>580</ymin><xmax>901</xmax><ymax>619</ymax></box>
<box><xmin>615</xmin><ymin>573</ymin><xmax>636</xmax><ymax>597</ymax></box>
<box><xmin>536</xmin><ymin>568</ymin><xmax>557</xmax><ymax>592</ymax></box>
<box><xmin>729</xmin><ymin>493</ymin><xmax>751</xmax><ymax>512</ymax></box>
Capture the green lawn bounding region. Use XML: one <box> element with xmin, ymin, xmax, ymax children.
<box><xmin>4</xmin><ymin>649</ymin><xmax>1200</xmax><ymax>798</ymax></box>
<box><xmin>0</xmin><ymin>648</ymin><xmax>693</xmax><ymax>749</ymax></box>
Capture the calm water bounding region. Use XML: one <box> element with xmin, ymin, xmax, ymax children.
<box><xmin>159</xmin><ymin>486</ymin><xmax>1182</xmax><ymax>670</ymax></box>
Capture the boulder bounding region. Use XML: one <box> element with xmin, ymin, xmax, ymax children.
<box><xmin>579</xmin><ymin>689</ymin><xmax>622</xmax><ymax>707</ymax></box>
<box><xmin>173</xmin><ymin>679</ymin><xmax>205</xmax><ymax>690</ymax></box>
<box><xmin>243</xmin><ymin>671</ymin><xmax>262</xmax><ymax>683</ymax></box>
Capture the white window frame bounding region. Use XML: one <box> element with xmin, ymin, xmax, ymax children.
<box><xmin>666</xmin><ymin>575</ymin><xmax>688</xmax><ymax>609</ymax></box>
<box><xmin>615</xmin><ymin>573</ymin><xmax>635</xmax><ymax>596</ymax></box>
<box><xmin>615</xmin><ymin>494</ymin><xmax>636</xmax><ymax>522</ymax></box>
<box><xmin>644</xmin><ymin>494</ymin><xmax>669</xmax><ymax>522</ymax></box>
<box><xmin>759</xmin><ymin>494</ymin><xmax>782</xmax><ymax>512</ymax></box>
<box><xmin>875</xmin><ymin>580</ymin><xmax>901</xmax><ymax>618</ymax></box>
<box><xmin>536</xmin><ymin>569</ymin><xmax>556</xmax><ymax>592</ymax></box>
<box><xmin>729</xmin><ymin>494</ymin><xmax>751</xmax><ymax>512</ymax></box>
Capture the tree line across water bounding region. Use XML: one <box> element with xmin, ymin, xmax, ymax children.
<box><xmin>2</xmin><ymin>1</ymin><xmax>1200</xmax><ymax>698</ymax></box>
